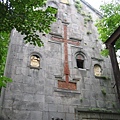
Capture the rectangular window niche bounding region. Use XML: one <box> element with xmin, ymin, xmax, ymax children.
<box><xmin>54</xmin><ymin>87</ymin><xmax>81</xmax><ymax>94</ymax></box>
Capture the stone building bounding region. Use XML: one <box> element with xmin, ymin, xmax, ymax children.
<box><xmin>0</xmin><ymin>0</ymin><xmax>120</xmax><ymax>120</ymax></box>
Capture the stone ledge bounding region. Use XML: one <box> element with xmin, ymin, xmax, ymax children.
<box><xmin>48</xmin><ymin>40</ymin><xmax>62</xmax><ymax>44</ymax></box>
<box><xmin>74</xmin><ymin>67</ymin><xmax>86</xmax><ymax>70</ymax></box>
<box><xmin>54</xmin><ymin>75</ymin><xmax>63</xmax><ymax>79</ymax></box>
<box><xmin>55</xmin><ymin>75</ymin><xmax>80</xmax><ymax>82</ymax></box>
<box><xmin>49</xmin><ymin>33</ymin><xmax>62</xmax><ymax>38</ymax></box>
<box><xmin>58</xmin><ymin>79</ymin><xmax>77</xmax><ymax>83</ymax></box>
<box><xmin>71</xmin><ymin>45</ymin><xmax>83</xmax><ymax>49</ymax></box>
<box><xmin>75</xmin><ymin>108</ymin><xmax>120</xmax><ymax>115</ymax></box>
<box><xmin>54</xmin><ymin>87</ymin><xmax>81</xmax><ymax>94</ymax></box>
<box><xmin>78</xmin><ymin>68</ymin><xmax>87</xmax><ymax>71</ymax></box>
<box><xmin>29</xmin><ymin>65</ymin><xmax>41</xmax><ymax>70</ymax></box>
<box><xmin>95</xmin><ymin>76</ymin><xmax>110</xmax><ymax>80</ymax></box>
<box><xmin>69</xmin><ymin>37</ymin><xmax>82</xmax><ymax>41</ymax></box>
<box><xmin>91</xmin><ymin>57</ymin><xmax>104</xmax><ymax>62</ymax></box>
<box><xmin>73</xmin><ymin>78</ymin><xmax>80</xmax><ymax>81</ymax></box>
<box><xmin>62</xmin><ymin>21</ymin><xmax>70</xmax><ymax>25</ymax></box>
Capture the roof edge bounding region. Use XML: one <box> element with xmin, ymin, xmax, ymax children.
<box><xmin>80</xmin><ymin>0</ymin><xmax>103</xmax><ymax>18</ymax></box>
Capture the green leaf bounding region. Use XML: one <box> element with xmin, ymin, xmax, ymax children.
<box><xmin>95</xmin><ymin>0</ymin><xmax>120</xmax><ymax>56</ymax></box>
<box><xmin>0</xmin><ymin>0</ymin><xmax>57</xmax><ymax>88</ymax></box>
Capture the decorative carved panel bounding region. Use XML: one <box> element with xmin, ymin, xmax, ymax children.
<box><xmin>30</xmin><ymin>55</ymin><xmax>40</xmax><ymax>68</ymax></box>
<box><xmin>94</xmin><ymin>64</ymin><xmax>102</xmax><ymax>76</ymax></box>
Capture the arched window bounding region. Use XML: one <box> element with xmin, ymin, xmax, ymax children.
<box><xmin>94</xmin><ymin>64</ymin><xmax>102</xmax><ymax>76</ymax></box>
<box><xmin>30</xmin><ymin>54</ymin><xmax>40</xmax><ymax>68</ymax></box>
<box><xmin>76</xmin><ymin>54</ymin><xmax>84</xmax><ymax>69</ymax></box>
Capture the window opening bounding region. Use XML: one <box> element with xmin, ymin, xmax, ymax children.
<box><xmin>76</xmin><ymin>54</ymin><xmax>84</xmax><ymax>68</ymax></box>
<box><xmin>30</xmin><ymin>55</ymin><xmax>40</xmax><ymax>68</ymax></box>
<box><xmin>94</xmin><ymin>64</ymin><xmax>102</xmax><ymax>76</ymax></box>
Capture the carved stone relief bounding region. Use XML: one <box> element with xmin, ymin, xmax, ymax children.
<box><xmin>30</xmin><ymin>55</ymin><xmax>40</xmax><ymax>68</ymax></box>
<box><xmin>94</xmin><ymin>64</ymin><xmax>102</xmax><ymax>76</ymax></box>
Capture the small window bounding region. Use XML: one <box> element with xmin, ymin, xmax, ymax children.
<box><xmin>94</xmin><ymin>64</ymin><xmax>102</xmax><ymax>76</ymax></box>
<box><xmin>30</xmin><ymin>55</ymin><xmax>40</xmax><ymax>68</ymax></box>
<box><xmin>76</xmin><ymin>54</ymin><xmax>84</xmax><ymax>68</ymax></box>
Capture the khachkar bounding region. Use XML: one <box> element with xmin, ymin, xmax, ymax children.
<box><xmin>1</xmin><ymin>0</ymin><xmax>120</xmax><ymax>120</ymax></box>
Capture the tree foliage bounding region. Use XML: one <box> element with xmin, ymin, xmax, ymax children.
<box><xmin>95</xmin><ymin>1</ymin><xmax>120</xmax><ymax>56</ymax></box>
<box><xmin>0</xmin><ymin>0</ymin><xmax>57</xmax><ymax>46</ymax></box>
<box><xmin>0</xmin><ymin>32</ymin><xmax>12</xmax><ymax>88</ymax></box>
<box><xmin>0</xmin><ymin>0</ymin><xmax>57</xmax><ymax>88</ymax></box>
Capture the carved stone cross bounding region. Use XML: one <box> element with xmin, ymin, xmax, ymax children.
<box><xmin>51</xmin><ymin>23</ymin><xmax>80</xmax><ymax>90</ymax></box>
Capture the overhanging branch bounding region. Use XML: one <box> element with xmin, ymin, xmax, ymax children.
<box><xmin>105</xmin><ymin>26</ymin><xmax>120</xmax><ymax>48</ymax></box>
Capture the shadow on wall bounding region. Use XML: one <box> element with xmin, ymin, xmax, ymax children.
<box><xmin>0</xmin><ymin>116</ymin><xmax>5</xmax><ymax>120</ymax></box>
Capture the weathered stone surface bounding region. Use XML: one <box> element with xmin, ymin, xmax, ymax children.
<box><xmin>1</xmin><ymin>0</ymin><xmax>120</xmax><ymax>120</ymax></box>
<box><xmin>0</xmin><ymin>116</ymin><xmax>5</xmax><ymax>120</ymax></box>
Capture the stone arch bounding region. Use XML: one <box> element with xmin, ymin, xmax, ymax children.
<box><xmin>94</xmin><ymin>64</ymin><xmax>102</xmax><ymax>76</ymax></box>
<box><xmin>30</xmin><ymin>52</ymin><xmax>41</xmax><ymax>69</ymax></box>
<box><xmin>75</xmin><ymin>52</ymin><xmax>86</xmax><ymax>69</ymax></box>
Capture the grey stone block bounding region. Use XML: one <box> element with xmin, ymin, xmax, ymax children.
<box><xmin>43</xmin><ymin>104</ymin><xmax>49</xmax><ymax>111</ymax></box>
<box><xmin>54</xmin><ymin>96</ymin><xmax>62</xmax><ymax>104</ymax></box>
<box><xmin>48</xmin><ymin>103</ymin><xmax>57</xmax><ymax>112</ymax></box>
<box><xmin>45</xmin><ymin>96</ymin><xmax>54</xmax><ymax>103</ymax></box>
<box><xmin>3</xmin><ymin>100</ymin><xmax>13</xmax><ymax>109</ymax></box>
<box><xmin>44</xmin><ymin>87</ymin><xmax>53</xmax><ymax>96</ymax></box>
<box><xmin>10</xmin><ymin>83</ymin><xmax>23</xmax><ymax>93</ymax></box>
<box><xmin>26</xmin><ymin>102</ymin><xmax>43</xmax><ymax>111</ymax></box>
<box><xmin>14</xmin><ymin>110</ymin><xmax>30</xmax><ymax>120</ymax></box>
<box><xmin>44</xmin><ymin>79</ymin><xmax>55</xmax><ymax>86</ymax></box>
<box><xmin>34</xmin><ymin>94</ymin><xmax>44</xmax><ymax>103</ymax></box>
<box><xmin>43</xmin><ymin>112</ymin><xmax>49</xmax><ymax>120</ymax></box>
<box><xmin>57</xmin><ymin>104</ymin><xmax>64</xmax><ymax>112</ymax></box>
<box><xmin>13</xmin><ymin>101</ymin><xmax>27</xmax><ymax>110</ymax></box>
<box><xmin>49</xmin><ymin>112</ymin><xmax>65</xmax><ymax>120</ymax></box>
<box><xmin>15</xmin><ymin>67</ymin><xmax>22</xmax><ymax>75</ymax></box>
<box><xmin>2</xmin><ymin>0</ymin><xmax>119</xmax><ymax>120</ymax></box>
<box><xmin>0</xmin><ymin>116</ymin><xmax>5</xmax><ymax>120</ymax></box>
<box><xmin>23</xmin><ymin>84</ymin><xmax>36</xmax><ymax>93</ymax></box>
<box><xmin>23</xmin><ymin>76</ymin><xmax>34</xmax><ymax>85</ymax></box>
<box><xmin>90</xmin><ymin>100</ymin><xmax>97</xmax><ymax>107</ymax></box>
<box><xmin>66</xmin><ymin>113</ymin><xmax>75</xmax><ymax>120</ymax></box>
<box><xmin>68</xmin><ymin>106</ymin><xmax>75</xmax><ymax>113</ymax></box>
<box><xmin>12</xmin><ymin>74</ymin><xmax>23</xmax><ymax>83</ymax></box>
<box><xmin>63</xmin><ymin>105</ymin><xmax>69</xmax><ymax>113</ymax></box>
<box><xmin>82</xmin><ymin>99</ymin><xmax>90</xmax><ymax>107</ymax></box>
<box><xmin>23</xmin><ymin>93</ymin><xmax>34</xmax><ymax>102</ymax></box>
<box><xmin>26</xmin><ymin>111</ymin><xmax>42</xmax><ymax>120</ymax></box>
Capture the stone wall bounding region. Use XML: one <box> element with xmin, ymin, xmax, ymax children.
<box><xmin>1</xmin><ymin>0</ymin><xmax>120</xmax><ymax>120</ymax></box>
<box><xmin>76</xmin><ymin>109</ymin><xmax>120</xmax><ymax>120</ymax></box>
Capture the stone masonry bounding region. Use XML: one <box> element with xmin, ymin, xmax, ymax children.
<box><xmin>0</xmin><ymin>0</ymin><xmax>120</xmax><ymax>120</ymax></box>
